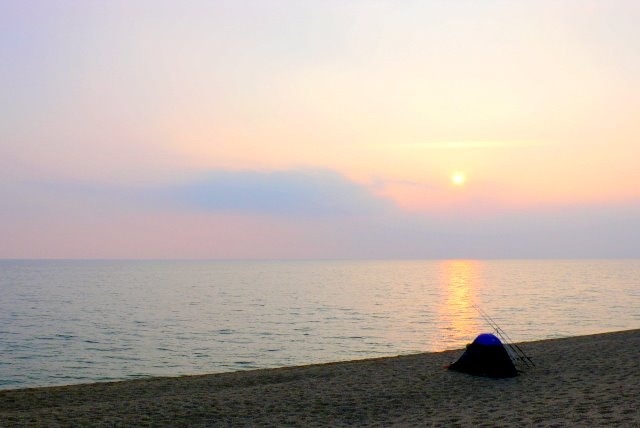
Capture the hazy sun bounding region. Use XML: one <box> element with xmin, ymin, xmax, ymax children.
<box><xmin>451</xmin><ymin>171</ymin><xmax>466</xmax><ymax>186</ymax></box>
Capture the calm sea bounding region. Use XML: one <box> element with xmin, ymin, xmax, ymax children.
<box><xmin>1</xmin><ymin>259</ymin><xmax>639</xmax><ymax>390</ymax></box>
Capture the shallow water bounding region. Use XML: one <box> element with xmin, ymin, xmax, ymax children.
<box><xmin>1</xmin><ymin>259</ymin><xmax>639</xmax><ymax>389</ymax></box>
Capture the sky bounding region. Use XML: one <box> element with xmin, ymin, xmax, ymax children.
<box><xmin>1</xmin><ymin>0</ymin><xmax>639</xmax><ymax>259</ymax></box>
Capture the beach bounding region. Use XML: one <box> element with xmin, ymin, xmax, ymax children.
<box><xmin>1</xmin><ymin>329</ymin><xmax>639</xmax><ymax>427</ymax></box>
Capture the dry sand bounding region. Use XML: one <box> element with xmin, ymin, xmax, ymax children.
<box><xmin>1</xmin><ymin>329</ymin><xmax>639</xmax><ymax>427</ymax></box>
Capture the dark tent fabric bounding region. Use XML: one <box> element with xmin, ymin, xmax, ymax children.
<box><xmin>448</xmin><ymin>333</ymin><xmax>518</xmax><ymax>378</ymax></box>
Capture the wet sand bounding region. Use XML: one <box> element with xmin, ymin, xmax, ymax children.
<box><xmin>1</xmin><ymin>329</ymin><xmax>639</xmax><ymax>426</ymax></box>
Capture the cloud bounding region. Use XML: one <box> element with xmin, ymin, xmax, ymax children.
<box><xmin>394</xmin><ymin>141</ymin><xmax>519</xmax><ymax>150</ymax></box>
<box><xmin>2</xmin><ymin>169</ymin><xmax>639</xmax><ymax>259</ymax></box>
<box><xmin>170</xmin><ymin>169</ymin><xmax>394</xmax><ymax>217</ymax></box>
<box><xmin>414</xmin><ymin>202</ymin><xmax>640</xmax><ymax>259</ymax></box>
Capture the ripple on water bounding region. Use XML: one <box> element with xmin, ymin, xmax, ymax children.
<box><xmin>1</xmin><ymin>259</ymin><xmax>639</xmax><ymax>389</ymax></box>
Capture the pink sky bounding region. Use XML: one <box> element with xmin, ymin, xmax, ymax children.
<box><xmin>1</xmin><ymin>1</ymin><xmax>639</xmax><ymax>259</ymax></box>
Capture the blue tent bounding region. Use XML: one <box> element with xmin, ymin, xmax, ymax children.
<box><xmin>448</xmin><ymin>333</ymin><xmax>518</xmax><ymax>378</ymax></box>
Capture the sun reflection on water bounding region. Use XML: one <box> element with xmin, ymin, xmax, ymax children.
<box><xmin>437</xmin><ymin>260</ymin><xmax>484</xmax><ymax>349</ymax></box>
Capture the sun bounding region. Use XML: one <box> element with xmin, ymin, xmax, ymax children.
<box><xmin>451</xmin><ymin>171</ymin><xmax>466</xmax><ymax>186</ymax></box>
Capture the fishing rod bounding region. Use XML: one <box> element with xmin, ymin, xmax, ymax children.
<box><xmin>475</xmin><ymin>305</ymin><xmax>535</xmax><ymax>368</ymax></box>
<box><xmin>474</xmin><ymin>305</ymin><xmax>532</xmax><ymax>368</ymax></box>
<box><xmin>473</xmin><ymin>305</ymin><xmax>520</xmax><ymax>363</ymax></box>
<box><xmin>473</xmin><ymin>304</ymin><xmax>535</xmax><ymax>368</ymax></box>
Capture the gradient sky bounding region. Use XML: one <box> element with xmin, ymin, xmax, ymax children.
<box><xmin>2</xmin><ymin>0</ymin><xmax>639</xmax><ymax>259</ymax></box>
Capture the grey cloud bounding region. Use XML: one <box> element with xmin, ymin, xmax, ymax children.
<box><xmin>371</xmin><ymin>202</ymin><xmax>640</xmax><ymax>259</ymax></box>
<box><xmin>171</xmin><ymin>169</ymin><xmax>394</xmax><ymax>217</ymax></box>
<box><xmin>5</xmin><ymin>171</ymin><xmax>639</xmax><ymax>259</ymax></box>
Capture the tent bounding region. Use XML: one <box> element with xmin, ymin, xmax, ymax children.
<box><xmin>448</xmin><ymin>333</ymin><xmax>518</xmax><ymax>378</ymax></box>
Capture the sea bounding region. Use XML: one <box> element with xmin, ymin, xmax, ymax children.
<box><xmin>1</xmin><ymin>259</ymin><xmax>639</xmax><ymax>390</ymax></box>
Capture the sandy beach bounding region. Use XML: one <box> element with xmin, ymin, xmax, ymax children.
<box><xmin>1</xmin><ymin>329</ymin><xmax>639</xmax><ymax>426</ymax></box>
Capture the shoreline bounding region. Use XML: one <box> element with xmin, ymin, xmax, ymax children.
<box><xmin>2</xmin><ymin>329</ymin><xmax>639</xmax><ymax>426</ymax></box>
